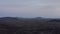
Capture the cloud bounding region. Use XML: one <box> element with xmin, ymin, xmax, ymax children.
<box><xmin>0</xmin><ymin>0</ymin><xmax>60</xmax><ymax>6</ymax></box>
<box><xmin>0</xmin><ymin>5</ymin><xmax>60</xmax><ymax>18</ymax></box>
<box><xmin>0</xmin><ymin>0</ymin><xmax>60</xmax><ymax>18</ymax></box>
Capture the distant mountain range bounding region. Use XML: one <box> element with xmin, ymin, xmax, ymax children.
<box><xmin>0</xmin><ymin>17</ymin><xmax>60</xmax><ymax>22</ymax></box>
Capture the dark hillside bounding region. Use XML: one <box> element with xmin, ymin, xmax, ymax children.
<box><xmin>0</xmin><ymin>17</ymin><xmax>60</xmax><ymax>34</ymax></box>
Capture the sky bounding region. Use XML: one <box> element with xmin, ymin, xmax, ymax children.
<box><xmin>0</xmin><ymin>0</ymin><xmax>60</xmax><ymax>18</ymax></box>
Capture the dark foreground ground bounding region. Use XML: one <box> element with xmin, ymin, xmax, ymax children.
<box><xmin>0</xmin><ymin>17</ymin><xmax>60</xmax><ymax>34</ymax></box>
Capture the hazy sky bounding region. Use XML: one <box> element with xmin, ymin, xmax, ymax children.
<box><xmin>0</xmin><ymin>0</ymin><xmax>60</xmax><ymax>18</ymax></box>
